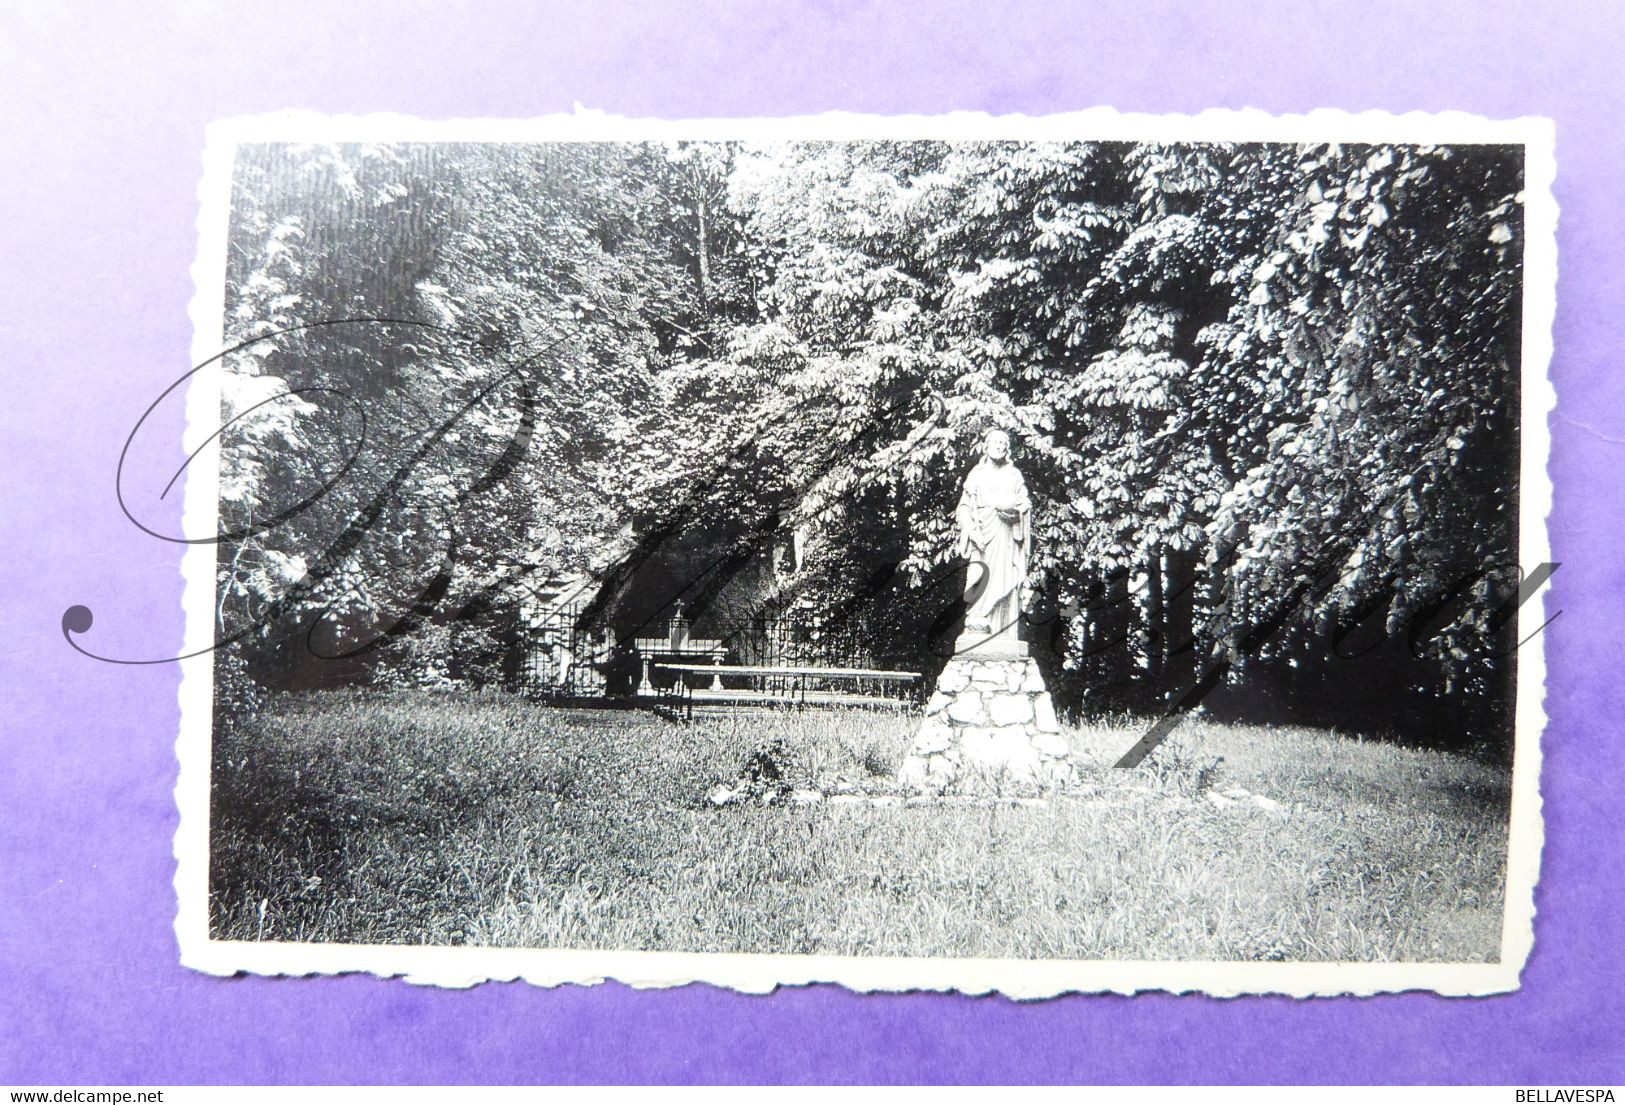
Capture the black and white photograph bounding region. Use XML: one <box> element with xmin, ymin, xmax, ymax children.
<box><xmin>174</xmin><ymin>111</ymin><xmax>1554</xmax><ymax>996</ymax></box>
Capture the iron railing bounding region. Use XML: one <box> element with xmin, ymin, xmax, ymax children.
<box><xmin>520</xmin><ymin>603</ymin><xmax>880</xmax><ymax>699</ymax></box>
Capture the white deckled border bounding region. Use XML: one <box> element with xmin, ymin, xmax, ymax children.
<box><xmin>175</xmin><ymin>106</ymin><xmax>1557</xmax><ymax>998</ymax></box>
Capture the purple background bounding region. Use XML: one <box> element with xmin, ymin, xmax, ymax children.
<box><xmin>3</xmin><ymin>0</ymin><xmax>1621</xmax><ymax>1085</ymax></box>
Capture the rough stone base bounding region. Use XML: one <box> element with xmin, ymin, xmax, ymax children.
<box><xmin>899</xmin><ymin>653</ymin><xmax>1073</xmax><ymax>792</ymax></box>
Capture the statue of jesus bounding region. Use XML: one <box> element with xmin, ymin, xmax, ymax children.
<box><xmin>955</xmin><ymin>429</ymin><xmax>1031</xmax><ymax>653</ymax></box>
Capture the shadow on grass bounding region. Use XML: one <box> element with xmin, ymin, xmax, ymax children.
<box><xmin>210</xmin><ymin>689</ymin><xmax>1511</xmax><ymax>962</ymax></box>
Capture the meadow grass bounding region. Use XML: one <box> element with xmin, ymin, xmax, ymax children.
<box><xmin>210</xmin><ymin>689</ymin><xmax>1510</xmax><ymax>961</ymax></box>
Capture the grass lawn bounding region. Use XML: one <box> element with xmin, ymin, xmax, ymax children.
<box><xmin>210</xmin><ymin>689</ymin><xmax>1510</xmax><ymax>962</ymax></box>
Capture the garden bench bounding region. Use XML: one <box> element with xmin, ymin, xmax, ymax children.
<box><xmin>653</xmin><ymin>662</ymin><xmax>921</xmax><ymax>720</ymax></box>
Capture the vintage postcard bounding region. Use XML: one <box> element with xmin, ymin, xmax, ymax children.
<box><xmin>169</xmin><ymin>108</ymin><xmax>1555</xmax><ymax>997</ymax></box>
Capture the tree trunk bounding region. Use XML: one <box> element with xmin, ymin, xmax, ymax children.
<box><xmin>1165</xmin><ymin>546</ymin><xmax>1197</xmax><ymax>686</ymax></box>
<box><xmin>1145</xmin><ymin>550</ymin><xmax>1165</xmax><ymax>683</ymax></box>
<box><xmin>695</xmin><ymin>188</ymin><xmax>711</xmax><ymax>306</ymax></box>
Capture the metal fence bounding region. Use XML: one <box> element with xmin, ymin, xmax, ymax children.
<box><xmin>719</xmin><ymin>610</ymin><xmax>873</xmax><ymax>670</ymax></box>
<box><xmin>519</xmin><ymin>600</ymin><xmax>613</xmax><ymax>698</ymax></box>
<box><xmin>520</xmin><ymin>603</ymin><xmax>878</xmax><ymax>699</ymax></box>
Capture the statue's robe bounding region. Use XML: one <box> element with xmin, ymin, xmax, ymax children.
<box><xmin>955</xmin><ymin>457</ymin><xmax>1031</xmax><ymax>636</ymax></box>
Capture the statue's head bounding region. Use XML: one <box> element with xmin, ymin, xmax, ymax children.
<box><xmin>982</xmin><ymin>429</ymin><xmax>1011</xmax><ymax>463</ymax></box>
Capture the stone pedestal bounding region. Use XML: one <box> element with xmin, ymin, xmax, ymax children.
<box><xmin>899</xmin><ymin>640</ymin><xmax>1073</xmax><ymax>792</ymax></box>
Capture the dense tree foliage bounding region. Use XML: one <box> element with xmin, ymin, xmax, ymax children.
<box><xmin>216</xmin><ymin>139</ymin><xmax>1526</xmax><ymax>749</ymax></box>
